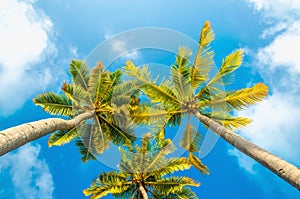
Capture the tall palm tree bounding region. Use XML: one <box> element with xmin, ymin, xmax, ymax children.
<box><xmin>84</xmin><ymin>134</ymin><xmax>200</xmax><ymax>199</ymax></box>
<box><xmin>123</xmin><ymin>21</ymin><xmax>300</xmax><ymax>190</ymax></box>
<box><xmin>0</xmin><ymin>60</ymin><xmax>136</xmax><ymax>160</ymax></box>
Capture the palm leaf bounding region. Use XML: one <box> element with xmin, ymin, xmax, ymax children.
<box><xmin>69</xmin><ymin>59</ymin><xmax>90</xmax><ymax>90</ymax></box>
<box><xmin>145</xmin><ymin>157</ymin><xmax>191</xmax><ymax>179</ymax></box>
<box><xmin>202</xmin><ymin>112</ymin><xmax>252</xmax><ymax>130</ymax></box>
<box><xmin>196</xmin><ymin>49</ymin><xmax>243</xmax><ymax>99</ymax></box>
<box><xmin>209</xmin><ymin>83</ymin><xmax>268</xmax><ymax>111</ymax></box>
<box><xmin>190</xmin><ymin>21</ymin><xmax>215</xmax><ymax>90</ymax></box>
<box><xmin>179</xmin><ymin>115</ymin><xmax>201</xmax><ymax>153</ymax></box>
<box><xmin>83</xmin><ymin>172</ymin><xmax>130</xmax><ymax>199</ymax></box>
<box><xmin>188</xmin><ymin>153</ymin><xmax>209</xmax><ymax>175</ymax></box>
<box><xmin>48</xmin><ymin>126</ymin><xmax>78</xmax><ymax>147</ymax></box>
<box><xmin>61</xmin><ymin>82</ymin><xmax>90</xmax><ymax>106</ymax></box>
<box><xmin>123</xmin><ymin>61</ymin><xmax>180</xmax><ymax>106</ymax></box>
<box><xmin>33</xmin><ymin>92</ymin><xmax>73</xmax><ymax>117</ymax></box>
<box><xmin>170</xmin><ymin>47</ymin><xmax>191</xmax><ymax>102</ymax></box>
<box><xmin>75</xmin><ymin>139</ymin><xmax>96</xmax><ymax>162</ymax></box>
<box><xmin>146</xmin><ymin>177</ymin><xmax>199</xmax><ymax>195</ymax></box>
<box><xmin>97</xmin><ymin>114</ymin><xmax>136</xmax><ymax>146</ymax></box>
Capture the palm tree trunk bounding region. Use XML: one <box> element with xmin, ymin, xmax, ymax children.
<box><xmin>0</xmin><ymin>111</ymin><xmax>94</xmax><ymax>156</ymax></box>
<box><xmin>193</xmin><ymin>110</ymin><xmax>300</xmax><ymax>190</ymax></box>
<box><xmin>139</xmin><ymin>184</ymin><xmax>148</xmax><ymax>199</ymax></box>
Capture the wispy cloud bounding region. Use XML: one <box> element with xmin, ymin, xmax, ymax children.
<box><xmin>0</xmin><ymin>0</ymin><xmax>56</xmax><ymax>116</ymax></box>
<box><xmin>229</xmin><ymin>0</ymin><xmax>300</xmax><ymax>195</ymax></box>
<box><xmin>0</xmin><ymin>144</ymin><xmax>54</xmax><ymax>199</ymax></box>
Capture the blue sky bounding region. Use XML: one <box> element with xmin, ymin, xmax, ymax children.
<box><xmin>0</xmin><ymin>0</ymin><xmax>300</xmax><ymax>198</ymax></box>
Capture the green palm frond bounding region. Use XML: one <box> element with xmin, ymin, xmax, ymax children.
<box><xmin>188</xmin><ymin>153</ymin><xmax>209</xmax><ymax>175</ymax></box>
<box><xmin>202</xmin><ymin>112</ymin><xmax>252</xmax><ymax>130</ymax></box>
<box><xmin>146</xmin><ymin>177</ymin><xmax>199</xmax><ymax>195</ymax></box>
<box><xmin>83</xmin><ymin>172</ymin><xmax>130</xmax><ymax>199</ymax></box>
<box><xmin>75</xmin><ymin>139</ymin><xmax>96</xmax><ymax>162</ymax></box>
<box><xmin>190</xmin><ymin>20</ymin><xmax>215</xmax><ymax>90</ymax></box>
<box><xmin>145</xmin><ymin>139</ymin><xmax>175</xmax><ymax>172</ymax></box>
<box><xmin>61</xmin><ymin>82</ymin><xmax>90</xmax><ymax>106</ymax></box>
<box><xmin>151</xmin><ymin>187</ymin><xmax>198</xmax><ymax>199</ymax></box>
<box><xmin>180</xmin><ymin>116</ymin><xmax>201</xmax><ymax>153</ymax></box>
<box><xmin>199</xmin><ymin>20</ymin><xmax>215</xmax><ymax>47</ymax></box>
<box><xmin>145</xmin><ymin>157</ymin><xmax>191</xmax><ymax>179</ymax></box>
<box><xmin>97</xmin><ymin>114</ymin><xmax>136</xmax><ymax>146</ymax></box>
<box><xmin>69</xmin><ymin>59</ymin><xmax>90</xmax><ymax>90</ymax></box>
<box><xmin>209</xmin><ymin>83</ymin><xmax>268</xmax><ymax>111</ymax></box>
<box><xmin>88</xmin><ymin>61</ymin><xmax>106</xmax><ymax>102</ymax></box>
<box><xmin>33</xmin><ymin>92</ymin><xmax>73</xmax><ymax>117</ymax></box>
<box><xmin>48</xmin><ymin>126</ymin><xmax>78</xmax><ymax>147</ymax></box>
<box><xmin>196</xmin><ymin>49</ymin><xmax>243</xmax><ymax>99</ymax></box>
<box><xmin>170</xmin><ymin>47</ymin><xmax>191</xmax><ymax>102</ymax></box>
<box><xmin>123</xmin><ymin>61</ymin><xmax>180</xmax><ymax>106</ymax></box>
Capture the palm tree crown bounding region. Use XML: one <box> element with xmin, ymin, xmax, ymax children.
<box><xmin>84</xmin><ymin>134</ymin><xmax>200</xmax><ymax>199</ymax></box>
<box><xmin>34</xmin><ymin>60</ymin><xmax>136</xmax><ymax>162</ymax></box>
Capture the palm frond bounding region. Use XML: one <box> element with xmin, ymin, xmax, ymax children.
<box><xmin>33</xmin><ymin>92</ymin><xmax>73</xmax><ymax>117</ymax></box>
<box><xmin>61</xmin><ymin>82</ymin><xmax>90</xmax><ymax>106</ymax></box>
<box><xmin>83</xmin><ymin>172</ymin><xmax>130</xmax><ymax>199</ymax></box>
<box><xmin>48</xmin><ymin>126</ymin><xmax>78</xmax><ymax>147</ymax></box>
<box><xmin>69</xmin><ymin>59</ymin><xmax>90</xmax><ymax>90</ymax></box>
<box><xmin>123</xmin><ymin>61</ymin><xmax>180</xmax><ymax>106</ymax></box>
<box><xmin>209</xmin><ymin>83</ymin><xmax>268</xmax><ymax>111</ymax></box>
<box><xmin>188</xmin><ymin>153</ymin><xmax>209</xmax><ymax>175</ymax></box>
<box><xmin>145</xmin><ymin>157</ymin><xmax>191</xmax><ymax>179</ymax></box>
<box><xmin>170</xmin><ymin>47</ymin><xmax>191</xmax><ymax>101</ymax></box>
<box><xmin>151</xmin><ymin>187</ymin><xmax>198</xmax><ymax>199</ymax></box>
<box><xmin>202</xmin><ymin>112</ymin><xmax>252</xmax><ymax>130</ymax></box>
<box><xmin>146</xmin><ymin>177</ymin><xmax>199</xmax><ymax>195</ymax></box>
<box><xmin>97</xmin><ymin>114</ymin><xmax>136</xmax><ymax>146</ymax></box>
<box><xmin>180</xmin><ymin>116</ymin><xmax>201</xmax><ymax>153</ymax></box>
<box><xmin>190</xmin><ymin>21</ymin><xmax>215</xmax><ymax>90</ymax></box>
<box><xmin>196</xmin><ymin>49</ymin><xmax>243</xmax><ymax>99</ymax></box>
<box><xmin>75</xmin><ymin>139</ymin><xmax>96</xmax><ymax>162</ymax></box>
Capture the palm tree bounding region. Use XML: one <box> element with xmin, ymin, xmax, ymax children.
<box><xmin>0</xmin><ymin>60</ymin><xmax>136</xmax><ymax>161</ymax></box>
<box><xmin>84</xmin><ymin>134</ymin><xmax>200</xmax><ymax>199</ymax></box>
<box><xmin>123</xmin><ymin>21</ymin><xmax>300</xmax><ymax>190</ymax></box>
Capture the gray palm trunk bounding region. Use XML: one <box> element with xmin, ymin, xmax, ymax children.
<box><xmin>193</xmin><ymin>110</ymin><xmax>300</xmax><ymax>191</ymax></box>
<box><xmin>0</xmin><ymin>111</ymin><xmax>94</xmax><ymax>156</ymax></box>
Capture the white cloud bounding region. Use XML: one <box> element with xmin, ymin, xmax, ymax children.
<box><xmin>0</xmin><ymin>144</ymin><xmax>54</xmax><ymax>199</ymax></box>
<box><xmin>230</xmin><ymin>0</ymin><xmax>300</xmax><ymax>193</ymax></box>
<box><xmin>0</xmin><ymin>0</ymin><xmax>56</xmax><ymax>116</ymax></box>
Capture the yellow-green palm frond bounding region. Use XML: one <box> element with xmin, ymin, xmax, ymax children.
<box><xmin>75</xmin><ymin>139</ymin><xmax>96</xmax><ymax>162</ymax></box>
<box><xmin>209</xmin><ymin>83</ymin><xmax>268</xmax><ymax>111</ymax></box>
<box><xmin>180</xmin><ymin>116</ymin><xmax>201</xmax><ymax>153</ymax></box>
<box><xmin>33</xmin><ymin>92</ymin><xmax>73</xmax><ymax>117</ymax></box>
<box><xmin>202</xmin><ymin>112</ymin><xmax>252</xmax><ymax>130</ymax></box>
<box><xmin>119</xmin><ymin>147</ymin><xmax>136</xmax><ymax>173</ymax></box>
<box><xmin>48</xmin><ymin>126</ymin><xmax>78</xmax><ymax>147</ymax></box>
<box><xmin>145</xmin><ymin>139</ymin><xmax>175</xmax><ymax>172</ymax></box>
<box><xmin>151</xmin><ymin>187</ymin><xmax>198</xmax><ymax>199</ymax></box>
<box><xmin>123</xmin><ymin>60</ymin><xmax>180</xmax><ymax>106</ymax></box>
<box><xmin>61</xmin><ymin>82</ymin><xmax>90</xmax><ymax>106</ymax></box>
<box><xmin>69</xmin><ymin>59</ymin><xmax>90</xmax><ymax>90</ymax></box>
<box><xmin>77</xmin><ymin>123</ymin><xmax>111</xmax><ymax>161</ymax></box>
<box><xmin>170</xmin><ymin>47</ymin><xmax>191</xmax><ymax>102</ymax></box>
<box><xmin>83</xmin><ymin>171</ymin><xmax>130</xmax><ymax>199</ymax></box>
<box><xmin>196</xmin><ymin>49</ymin><xmax>243</xmax><ymax>100</ymax></box>
<box><xmin>199</xmin><ymin>20</ymin><xmax>215</xmax><ymax>47</ymax></box>
<box><xmin>97</xmin><ymin>114</ymin><xmax>136</xmax><ymax>146</ymax></box>
<box><xmin>146</xmin><ymin>177</ymin><xmax>200</xmax><ymax>195</ymax></box>
<box><xmin>145</xmin><ymin>157</ymin><xmax>191</xmax><ymax>179</ymax></box>
<box><xmin>188</xmin><ymin>153</ymin><xmax>209</xmax><ymax>175</ymax></box>
<box><xmin>189</xmin><ymin>21</ymin><xmax>215</xmax><ymax>90</ymax></box>
<box><xmin>133</xmin><ymin>103</ymin><xmax>169</xmax><ymax>125</ymax></box>
<box><xmin>210</xmin><ymin>49</ymin><xmax>243</xmax><ymax>86</ymax></box>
